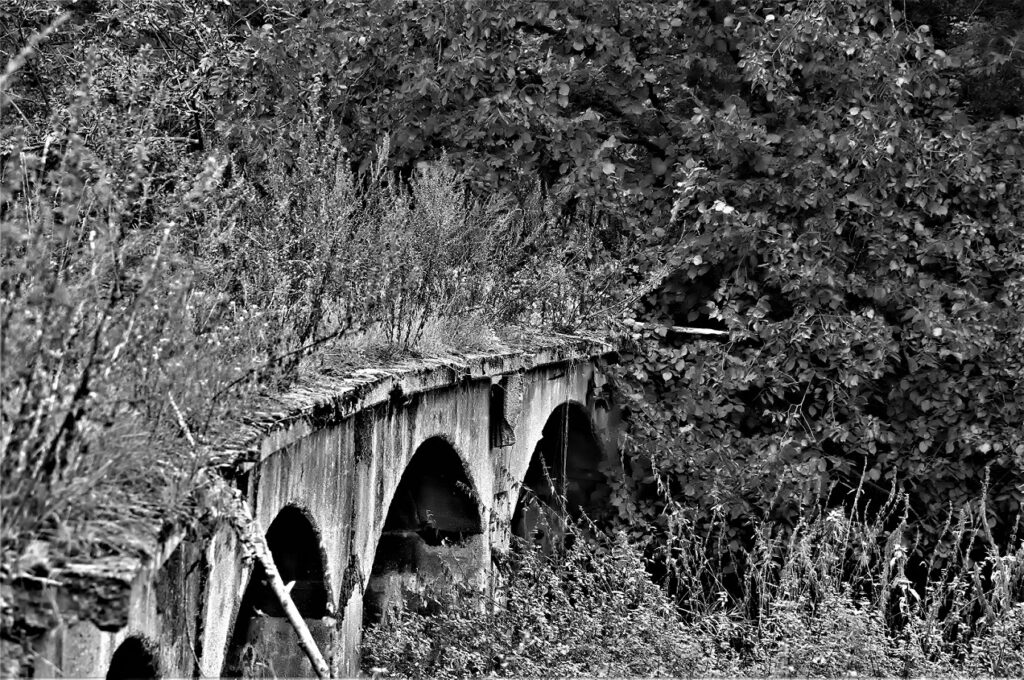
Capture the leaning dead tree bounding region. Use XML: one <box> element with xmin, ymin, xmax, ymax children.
<box><xmin>223</xmin><ymin>487</ymin><xmax>331</xmax><ymax>678</ymax></box>
<box><xmin>172</xmin><ymin>396</ymin><xmax>331</xmax><ymax>678</ymax></box>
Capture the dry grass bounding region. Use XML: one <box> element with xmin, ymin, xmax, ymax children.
<box><xmin>311</xmin><ymin>314</ymin><xmax>507</xmax><ymax>374</ymax></box>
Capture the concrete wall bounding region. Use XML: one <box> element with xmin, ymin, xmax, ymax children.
<box><xmin>26</xmin><ymin>346</ymin><xmax>618</xmax><ymax>678</ymax></box>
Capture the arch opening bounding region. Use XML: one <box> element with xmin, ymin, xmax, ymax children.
<box><xmin>363</xmin><ymin>436</ymin><xmax>484</xmax><ymax>627</ymax></box>
<box><xmin>513</xmin><ymin>403</ymin><xmax>609</xmax><ymax>551</ymax></box>
<box><xmin>223</xmin><ymin>506</ymin><xmax>332</xmax><ymax>678</ymax></box>
<box><xmin>107</xmin><ymin>635</ymin><xmax>159</xmax><ymax>680</ymax></box>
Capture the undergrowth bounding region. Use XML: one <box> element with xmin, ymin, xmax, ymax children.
<box><xmin>362</xmin><ymin>503</ymin><xmax>1023</xmax><ymax>679</ymax></box>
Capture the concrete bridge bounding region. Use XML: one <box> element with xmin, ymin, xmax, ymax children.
<box><xmin>16</xmin><ymin>335</ymin><xmax>621</xmax><ymax>678</ymax></box>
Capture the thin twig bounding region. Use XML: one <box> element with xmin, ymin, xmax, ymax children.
<box><xmin>623</xmin><ymin>319</ymin><xmax>731</xmax><ymax>337</ymax></box>
<box><xmin>168</xmin><ymin>392</ymin><xmax>196</xmax><ymax>448</ymax></box>
<box><xmin>0</xmin><ymin>14</ymin><xmax>69</xmax><ymax>90</ymax></box>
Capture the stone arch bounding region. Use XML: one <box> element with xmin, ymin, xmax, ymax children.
<box><xmin>513</xmin><ymin>401</ymin><xmax>609</xmax><ymax>549</ymax></box>
<box><xmin>223</xmin><ymin>505</ymin><xmax>332</xmax><ymax>678</ymax></box>
<box><xmin>363</xmin><ymin>435</ymin><xmax>484</xmax><ymax>626</ymax></box>
<box><xmin>107</xmin><ymin>635</ymin><xmax>160</xmax><ymax>680</ymax></box>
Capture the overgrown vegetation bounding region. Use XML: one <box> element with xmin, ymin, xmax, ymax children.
<box><xmin>3</xmin><ymin>0</ymin><xmax>1022</xmax><ymax>676</ymax></box>
<box><xmin>364</xmin><ymin>505</ymin><xmax>1023</xmax><ymax>679</ymax></box>
<box><xmin>606</xmin><ymin>0</ymin><xmax>1023</xmax><ymax>584</ymax></box>
<box><xmin>0</xmin><ymin>67</ymin><xmax>616</xmax><ymax>563</ymax></box>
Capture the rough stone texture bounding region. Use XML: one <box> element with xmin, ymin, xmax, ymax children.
<box><xmin>14</xmin><ymin>334</ymin><xmax>619</xmax><ymax>678</ymax></box>
<box><xmin>198</xmin><ymin>525</ymin><xmax>247</xmax><ymax>678</ymax></box>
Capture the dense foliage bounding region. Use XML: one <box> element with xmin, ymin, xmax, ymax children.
<box><xmin>606</xmin><ymin>0</ymin><xmax>1024</xmax><ymax>577</ymax></box>
<box><xmin>54</xmin><ymin>0</ymin><xmax>1015</xmax><ymax>557</ymax></box>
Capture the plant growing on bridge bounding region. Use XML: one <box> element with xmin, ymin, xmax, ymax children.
<box><xmin>0</xmin><ymin>15</ymin><xmax>617</xmax><ymax>570</ymax></box>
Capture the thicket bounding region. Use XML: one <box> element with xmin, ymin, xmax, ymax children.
<box><xmin>363</xmin><ymin>507</ymin><xmax>1023</xmax><ymax>678</ymax></box>
<box><xmin>3</xmin><ymin>0</ymin><xmax>1023</xmax><ymax>676</ymax></box>
<box><xmin>28</xmin><ymin>0</ymin><xmax>1011</xmax><ymax>557</ymax></box>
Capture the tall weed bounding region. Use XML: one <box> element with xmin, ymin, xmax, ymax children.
<box><xmin>1</xmin><ymin>78</ymin><xmax>217</xmax><ymax>558</ymax></box>
<box><xmin>2</xmin><ymin>94</ymin><xmax>618</xmax><ymax>567</ymax></box>
<box><xmin>362</xmin><ymin>533</ymin><xmax>715</xmax><ymax>679</ymax></box>
<box><xmin>362</xmin><ymin>502</ymin><xmax>1023</xmax><ymax>679</ymax></box>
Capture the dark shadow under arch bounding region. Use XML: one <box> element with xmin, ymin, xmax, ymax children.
<box><xmin>107</xmin><ymin>635</ymin><xmax>159</xmax><ymax>680</ymax></box>
<box><xmin>364</xmin><ymin>436</ymin><xmax>483</xmax><ymax>626</ymax></box>
<box><xmin>513</xmin><ymin>402</ymin><xmax>609</xmax><ymax>550</ymax></box>
<box><xmin>223</xmin><ymin>505</ymin><xmax>331</xmax><ymax>678</ymax></box>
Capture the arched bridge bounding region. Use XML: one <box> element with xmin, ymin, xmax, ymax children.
<box><xmin>20</xmin><ymin>335</ymin><xmax>621</xmax><ymax>678</ymax></box>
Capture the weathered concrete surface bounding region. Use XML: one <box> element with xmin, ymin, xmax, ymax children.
<box><xmin>15</xmin><ymin>335</ymin><xmax>620</xmax><ymax>678</ymax></box>
<box><xmin>10</xmin><ymin>538</ymin><xmax>202</xmax><ymax>678</ymax></box>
